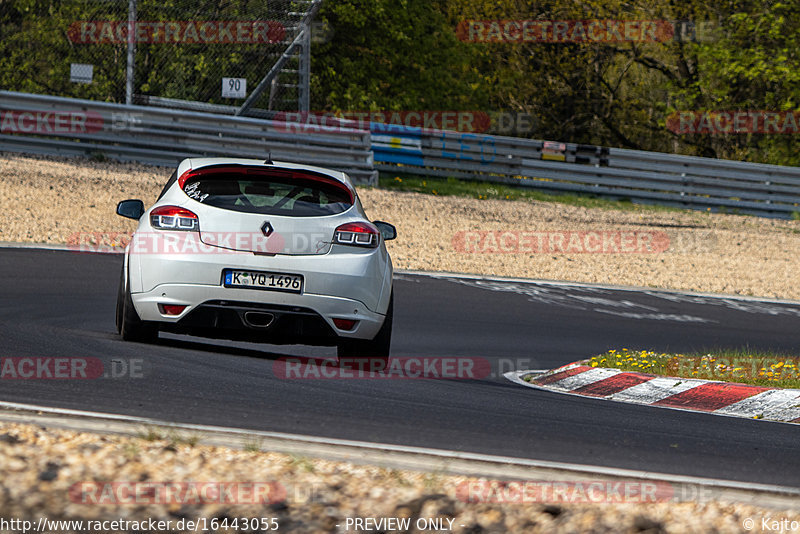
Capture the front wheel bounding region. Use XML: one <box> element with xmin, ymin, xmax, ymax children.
<box><xmin>337</xmin><ymin>293</ymin><xmax>392</xmax><ymax>370</ymax></box>
<box><xmin>117</xmin><ymin>266</ymin><xmax>158</xmax><ymax>343</ymax></box>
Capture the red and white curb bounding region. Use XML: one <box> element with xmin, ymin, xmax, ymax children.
<box><xmin>505</xmin><ymin>363</ymin><xmax>800</xmax><ymax>424</ymax></box>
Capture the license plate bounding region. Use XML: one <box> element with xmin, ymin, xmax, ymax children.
<box><xmin>223</xmin><ymin>269</ymin><xmax>303</xmax><ymax>293</ymax></box>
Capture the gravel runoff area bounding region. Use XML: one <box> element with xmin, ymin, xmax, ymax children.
<box><xmin>1</xmin><ymin>420</ymin><xmax>798</xmax><ymax>533</ymax></box>
<box><xmin>2</xmin><ymin>152</ymin><xmax>800</xmax><ymax>300</ymax></box>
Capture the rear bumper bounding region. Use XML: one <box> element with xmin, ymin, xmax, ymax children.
<box><xmin>128</xmin><ymin>235</ymin><xmax>392</xmax><ymax>314</ymax></box>
<box><xmin>161</xmin><ymin>300</ymin><xmax>339</xmax><ymax>345</ymax></box>
<box><xmin>130</xmin><ymin>283</ymin><xmax>385</xmax><ymax>342</ymax></box>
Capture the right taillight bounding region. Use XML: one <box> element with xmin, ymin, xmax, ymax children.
<box><xmin>333</xmin><ymin>222</ymin><xmax>379</xmax><ymax>248</ymax></box>
<box><xmin>150</xmin><ymin>206</ymin><xmax>199</xmax><ymax>231</ymax></box>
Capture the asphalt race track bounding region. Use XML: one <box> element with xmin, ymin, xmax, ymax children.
<box><xmin>1</xmin><ymin>248</ymin><xmax>799</xmax><ymax>487</ymax></box>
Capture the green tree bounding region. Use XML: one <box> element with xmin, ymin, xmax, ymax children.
<box><xmin>311</xmin><ymin>0</ymin><xmax>489</xmax><ymax>111</ymax></box>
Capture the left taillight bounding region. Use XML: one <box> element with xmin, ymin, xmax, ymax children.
<box><xmin>150</xmin><ymin>206</ymin><xmax>199</xmax><ymax>231</ymax></box>
<box><xmin>333</xmin><ymin>222</ymin><xmax>379</xmax><ymax>248</ymax></box>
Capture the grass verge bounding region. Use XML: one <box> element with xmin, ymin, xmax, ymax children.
<box><xmin>378</xmin><ymin>173</ymin><xmax>687</xmax><ymax>214</ymax></box>
<box><xmin>587</xmin><ymin>348</ymin><xmax>800</xmax><ymax>388</ymax></box>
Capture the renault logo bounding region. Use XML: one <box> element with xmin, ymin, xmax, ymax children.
<box><xmin>261</xmin><ymin>221</ymin><xmax>274</xmax><ymax>237</ymax></box>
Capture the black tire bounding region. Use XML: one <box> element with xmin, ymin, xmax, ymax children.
<box><xmin>115</xmin><ymin>268</ymin><xmax>125</xmax><ymax>334</ymax></box>
<box><xmin>118</xmin><ymin>266</ymin><xmax>158</xmax><ymax>343</ymax></box>
<box><xmin>337</xmin><ymin>292</ymin><xmax>392</xmax><ymax>370</ymax></box>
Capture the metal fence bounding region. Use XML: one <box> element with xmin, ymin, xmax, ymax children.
<box><xmin>372</xmin><ymin>126</ymin><xmax>800</xmax><ymax>219</ymax></box>
<box><xmin>0</xmin><ymin>91</ymin><xmax>376</xmax><ymax>184</ymax></box>
<box><xmin>3</xmin><ymin>89</ymin><xmax>800</xmax><ymax>218</ymax></box>
<box><xmin>0</xmin><ymin>0</ymin><xmax>323</xmax><ymax>113</ymax></box>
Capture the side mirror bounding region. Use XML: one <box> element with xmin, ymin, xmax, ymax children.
<box><xmin>116</xmin><ymin>199</ymin><xmax>145</xmax><ymax>220</ymax></box>
<box><xmin>373</xmin><ymin>221</ymin><xmax>397</xmax><ymax>241</ymax></box>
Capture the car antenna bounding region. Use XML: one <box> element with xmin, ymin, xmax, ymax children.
<box><xmin>265</xmin><ymin>151</ymin><xmax>273</xmax><ymax>165</ymax></box>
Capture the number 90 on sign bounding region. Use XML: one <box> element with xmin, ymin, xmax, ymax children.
<box><xmin>222</xmin><ymin>77</ymin><xmax>247</xmax><ymax>99</ymax></box>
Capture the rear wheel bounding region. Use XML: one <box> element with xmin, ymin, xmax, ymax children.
<box><xmin>337</xmin><ymin>293</ymin><xmax>392</xmax><ymax>371</ymax></box>
<box><xmin>117</xmin><ymin>266</ymin><xmax>158</xmax><ymax>343</ymax></box>
<box><xmin>115</xmin><ymin>269</ymin><xmax>124</xmax><ymax>334</ymax></box>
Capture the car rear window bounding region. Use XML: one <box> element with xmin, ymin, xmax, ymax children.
<box><xmin>181</xmin><ymin>168</ymin><xmax>353</xmax><ymax>217</ymax></box>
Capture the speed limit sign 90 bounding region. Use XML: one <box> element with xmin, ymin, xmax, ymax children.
<box><xmin>222</xmin><ymin>78</ymin><xmax>247</xmax><ymax>99</ymax></box>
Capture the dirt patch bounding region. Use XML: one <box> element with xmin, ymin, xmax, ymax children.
<box><xmin>2</xmin><ymin>152</ymin><xmax>799</xmax><ymax>299</ymax></box>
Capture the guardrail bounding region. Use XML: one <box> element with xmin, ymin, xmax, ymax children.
<box><xmin>0</xmin><ymin>91</ymin><xmax>377</xmax><ymax>185</ymax></box>
<box><xmin>372</xmin><ymin>126</ymin><xmax>800</xmax><ymax>219</ymax></box>
<box><xmin>4</xmin><ymin>90</ymin><xmax>800</xmax><ymax>218</ymax></box>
